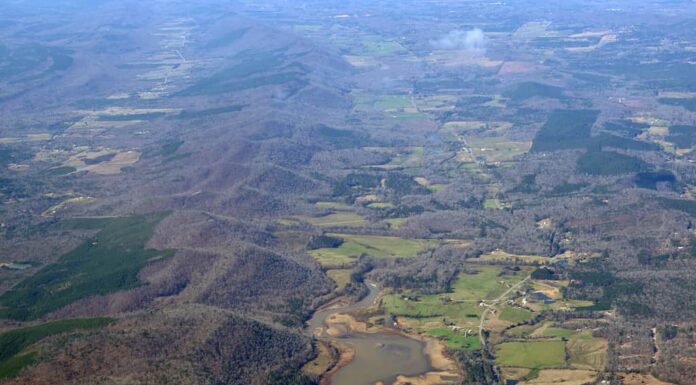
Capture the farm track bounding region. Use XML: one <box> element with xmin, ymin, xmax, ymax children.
<box><xmin>478</xmin><ymin>275</ymin><xmax>531</xmax><ymax>347</ymax></box>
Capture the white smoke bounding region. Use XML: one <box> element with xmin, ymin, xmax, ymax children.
<box><xmin>431</xmin><ymin>28</ymin><xmax>487</xmax><ymax>54</ymax></box>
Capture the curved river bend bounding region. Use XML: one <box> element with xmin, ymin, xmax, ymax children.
<box><xmin>307</xmin><ymin>282</ymin><xmax>433</xmax><ymax>385</ymax></box>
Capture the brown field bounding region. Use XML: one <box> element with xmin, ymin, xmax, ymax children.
<box><xmin>86</xmin><ymin>151</ymin><xmax>140</xmax><ymax>174</ymax></box>
<box><xmin>567</xmin><ymin>335</ymin><xmax>608</xmax><ymax>371</ymax></box>
<box><xmin>620</xmin><ymin>373</ymin><xmax>675</xmax><ymax>385</ymax></box>
<box><xmin>343</xmin><ymin>55</ymin><xmax>378</xmax><ymax>68</ymax></box>
<box><xmin>64</xmin><ymin>149</ymin><xmax>141</xmax><ymax>175</ymax></box>
<box><xmin>531</xmin><ymin>281</ymin><xmax>566</xmax><ymax>300</ymax></box>
<box><xmin>356</xmin><ymin>194</ymin><xmax>380</xmax><ymax>203</ymax></box>
<box><xmin>499</xmin><ymin>61</ymin><xmax>541</xmax><ymax>75</ymax></box>
<box><xmin>500</xmin><ymin>367</ymin><xmax>532</xmax><ymax>380</ymax></box>
<box><xmin>521</xmin><ymin>369</ymin><xmax>597</xmax><ymax>385</ymax></box>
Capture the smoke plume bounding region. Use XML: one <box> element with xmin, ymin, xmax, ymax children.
<box><xmin>431</xmin><ymin>28</ymin><xmax>487</xmax><ymax>54</ymax></box>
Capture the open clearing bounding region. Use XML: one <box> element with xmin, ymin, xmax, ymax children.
<box><xmin>385</xmin><ymin>295</ymin><xmax>482</xmax><ymax>326</ymax></box>
<box><xmin>297</xmin><ymin>212</ymin><xmax>368</xmax><ymax>227</ymax></box>
<box><xmin>385</xmin><ymin>217</ymin><xmax>409</xmax><ymax>229</ymax></box>
<box><xmin>500</xmin><ymin>323</ymin><xmax>607</xmax><ymax>372</ymax></box>
<box><xmin>315</xmin><ymin>201</ymin><xmax>353</xmax><ymax>211</ymax></box>
<box><xmin>364</xmin><ymin>147</ymin><xmax>424</xmax><ymax>170</ymax></box>
<box><xmin>343</xmin><ymin>55</ymin><xmax>379</xmax><ymax>68</ymax></box>
<box><xmin>484</xmin><ymin>198</ymin><xmax>506</xmax><ymax>209</ymax></box>
<box><xmin>466</xmin><ymin>137</ymin><xmax>531</xmax><ymax>163</ymax></box>
<box><xmin>414</xmin><ymin>177</ymin><xmax>447</xmax><ymax>192</ymax></box>
<box><xmin>66</xmin><ymin>107</ymin><xmax>178</xmax><ymax>134</ymax></box>
<box><xmin>496</xmin><ymin>340</ymin><xmax>566</xmax><ymax>368</ymax></box>
<box><xmin>367</xmin><ymin>202</ymin><xmax>395</xmax><ymax>209</ymax></box>
<box><xmin>384</xmin><ymin>266</ymin><xmax>531</xmax><ymax>348</ymax></box>
<box><xmin>442</xmin><ymin>121</ymin><xmax>512</xmax><ymax>135</ymax></box>
<box><xmin>309</xmin><ymin>233</ymin><xmax>436</xmax><ymax>265</ymax></box>
<box><xmin>353</xmin><ymin>93</ymin><xmax>411</xmax><ymax>112</ymax></box>
<box><xmin>41</xmin><ymin>196</ymin><xmax>95</xmax><ymax>217</ymax></box>
<box><xmin>0</xmin><ymin>134</ymin><xmax>52</xmax><ymax>144</ymax></box>
<box><xmin>326</xmin><ymin>269</ymin><xmax>352</xmax><ymax>291</ymax></box>
<box><xmin>499</xmin><ymin>306</ymin><xmax>534</xmax><ymax>323</ymax></box>
<box><xmin>427</xmin><ymin>327</ymin><xmax>481</xmax><ymax>350</ymax></box>
<box><xmin>475</xmin><ymin>250</ymin><xmax>547</xmax><ymax>264</ymax></box>
<box><xmin>63</xmin><ymin>148</ymin><xmax>140</xmax><ymax>175</ymax></box>
<box><xmin>450</xmin><ymin>266</ymin><xmax>531</xmax><ymax>301</ymax></box>
<box><xmin>413</xmin><ymin>95</ymin><xmax>456</xmax><ymax>113</ymax></box>
<box><xmin>425</xmin><ymin>51</ymin><xmax>502</xmax><ymax>68</ymax></box>
<box><xmin>566</xmin><ymin>331</ymin><xmax>607</xmax><ymax>371</ymax></box>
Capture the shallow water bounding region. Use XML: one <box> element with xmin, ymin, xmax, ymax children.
<box><xmin>307</xmin><ymin>282</ymin><xmax>432</xmax><ymax>385</ymax></box>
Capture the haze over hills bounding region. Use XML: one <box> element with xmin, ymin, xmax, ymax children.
<box><xmin>1</xmin><ymin>1</ymin><xmax>696</xmax><ymax>385</ymax></box>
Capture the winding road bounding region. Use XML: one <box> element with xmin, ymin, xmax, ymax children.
<box><xmin>478</xmin><ymin>275</ymin><xmax>531</xmax><ymax>347</ymax></box>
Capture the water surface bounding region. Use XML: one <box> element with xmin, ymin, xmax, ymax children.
<box><xmin>308</xmin><ymin>282</ymin><xmax>432</xmax><ymax>385</ymax></box>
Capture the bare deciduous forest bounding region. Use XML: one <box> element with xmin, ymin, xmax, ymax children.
<box><xmin>1</xmin><ymin>1</ymin><xmax>696</xmax><ymax>385</ymax></box>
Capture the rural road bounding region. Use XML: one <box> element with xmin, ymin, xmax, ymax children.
<box><xmin>478</xmin><ymin>275</ymin><xmax>531</xmax><ymax>347</ymax></box>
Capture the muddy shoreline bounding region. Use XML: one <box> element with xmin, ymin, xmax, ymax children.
<box><xmin>318</xmin><ymin>341</ymin><xmax>355</xmax><ymax>385</ymax></box>
<box><xmin>307</xmin><ymin>283</ymin><xmax>460</xmax><ymax>385</ymax></box>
